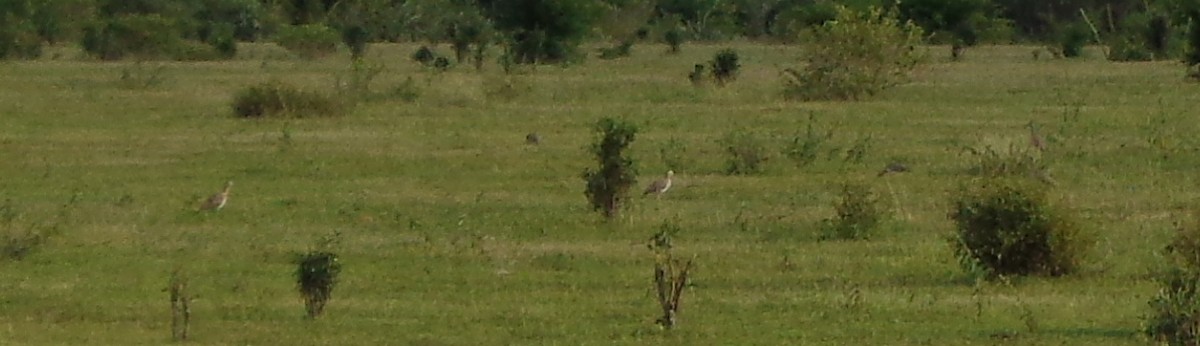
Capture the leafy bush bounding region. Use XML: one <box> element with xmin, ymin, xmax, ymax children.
<box><xmin>709</xmin><ymin>49</ymin><xmax>740</xmax><ymax>86</ymax></box>
<box><xmin>722</xmin><ymin>128</ymin><xmax>768</xmax><ymax>175</ymax></box>
<box><xmin>231</xmin><ymin>81</ymin><xmax>350</xmax><ymax>119</ymax></box>
<box><xmin>0</xmin><ymin>18</ymin><xmax>43</xmax><ymax>60</ymax></box>
<box><xmin>583</xmin><ymin>118</ymin><xmax>638</xmax><ymax>219</ymax></box>
<box><xmin>295</xmin><ymin>251</ymin><xmax>341</xmax><ymax>318</ymax></box>
<box><xmin>782</xmin><ymin>5</ymin><xmax>924</xmax><ymax>101</ymax></box>
<box><xmin>274</xmin><ymin>24</ymin><xmax>339</xmax><ymax>59</ymax></box>
<box><xmin>412</xmin><ymin>45</ymin><xmax>437</xmax><ymax>65</ymax></box>
<box><xmin>1058</xmin><ymin>21</ymin><xmax>1090</xmax><ymax>58</ymax></box>
<box><xmin>1187</xmin><ymin>10</ymin><xmax>1200</xmax><ymax>67</ymax></box>
<box><xmin>949</xmin><ymin>178</ymin><xmax>1086</xmax><ymax>278</ymax></box>
<box><xmin>664</xmin><ymin>27</ymin><xmax>684</xmax><ymax>54</ymax></box>
<box><xmin>1145</xmin><ymin>210</ymin><xmax>1200</xmax><ymax>344</ymax></box>
<box><xmin>820</xmin><ymin>183</ymin><xmax>888</xmax><ymax>240</ymax></box>
<box><xmin>342</xmin><ymin>25</ymin><xmax>369</xmax><ymax>60</ymax></box>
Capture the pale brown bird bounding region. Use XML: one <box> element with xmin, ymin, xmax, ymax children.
<box><xmin>199</xmin><ymin>181</ymin><xmax>233</xmax><ymax>211</ymax></box>
<box><xmin>1027</xmin><ymin>121</ymin><xmax>1046</xmax><ymax>152</ymax></box>
<box><xmin>643</xmin><ymin>170</ymin><xmax>674</xmax><ymax>198</ymax></box>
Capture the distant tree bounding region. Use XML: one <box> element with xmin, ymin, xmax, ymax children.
<box><xmin>481</xmin><ymin>0</ymin><xmax>602</xmax><ymax>64</ymax></box>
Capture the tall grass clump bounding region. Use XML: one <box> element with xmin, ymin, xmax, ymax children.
<box><xmin>782</xmin><ymin>5</ymin><xmax>924</xmax><ymax>101</ymax></box>
<box><xmin>721</xmin><ymin>128</ymin><xmax>768</xmax><ymax>175</ymax></box>
<box><xmin>820</xmin><ymin>183</ymin><xmax>888</xmax><ymax>240</ymax></box>
<box><xmin>1144</xmin><ymin>209</ymin><xmax>1200</xmax><ymax>345</ymax></box>
<box><xmin>232</xmin><ymin>82</ymin><xmax>350</xmax><ymax>119</ymax></box>
<box><xmin>295</xmin><ymin>251</ymin><xmax>341</xmax><ymax>318</ymax></box>
<box><xmin>582</xmin><ymin>118</ymin><xmax>638</xmax><ymax>219</ymax></box>
<box><xmin>949</xmin><ymin>178</ymin><xmax>1086</xmax><ymax>278</ymax></box>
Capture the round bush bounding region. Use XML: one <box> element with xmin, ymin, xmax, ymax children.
<box><xmin>949</xmin><ymin>178</ymin><xmax>1086</xmax><ymax>277</ymax></box>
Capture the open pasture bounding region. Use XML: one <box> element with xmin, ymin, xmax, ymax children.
<box><xmin>0</xmin><ymin>43</ymin><xmax>1197</xmax><ymax>344</ymax></box>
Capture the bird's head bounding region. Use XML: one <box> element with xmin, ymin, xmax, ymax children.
<box><xmin>666</xmin><ymin>170</ymin><xmax>674</xmax><ymax>177</ymax></box>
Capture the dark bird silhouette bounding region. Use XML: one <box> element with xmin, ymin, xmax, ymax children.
<box><xmin>525</xmin><ymin>132</ymin><xmax>541</xmax><ymax>145</ymax></box>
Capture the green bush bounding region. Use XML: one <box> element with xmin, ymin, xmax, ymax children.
<box><xmin>231</xmin><ymin>82</ymin><xmax>350</xmax><ymax>119</ymax></box>
<box><xmin>1187</xmin><ymin>10</ymin><xmax>1200</xmax><ymax>66</ymax></box>
<box><xmin>295</xmin><ymin>251</ymin><xmax>341</xmax><ymax>318</ymax></box>
<box><xmin>709</xmin><ymin>48</ymin><xmax>740</xmax><ymax>86</ymax></box>
<box><xmin>485</xmin><ymin>0</ymin><xmax>601</xmax><ymax>64</ymax></box>
<box><xmin>342</xmin><ymin>25</ymin><xmax>369</xmax><ymax>60</ymax></box>
<box><xmin>1145</xmin><ymin>210</ymin><xmax>1200</xmax><ymax>344</ymax></box>
<box><xmin>0</xmin><ymin>21</ymin><xmax>43</xmax><ymax>60</ymax></box>
<box><xmin>949</xmin><ymin>178</ymin><xmax>1086</xmax><ymax>278</ymax></box>
<box><xmin>412</xmin><ymin>45</ymin><xmax>437</xmax><ymax>65</ymax></box>
<box><xmin>582</xmin><ymin>118</ymin><xmax>638</xmax><ymax>219</ymax></box>
<box><xmin>274</xmin><ymin>24</ymin><xmax>339</xmax><ymax>59</ymax></box>
<box><xmin>820</xmin><ymin>183</ymin><xmax>888</xmax><ymax>240</ymax></box>
<box><xmin>664</xmin><ymin>27</ymin><xmax>684</xmax><ymax>54</ymax></box>
<box><xmin>1058</xmin><ymin>21</ymin><xmax>1090</xmax><ymax>58</ymax></box>
<box><xmin>782</xmin><ymin>5</ymin><xmax>924</xmax><ymax>101</ymax></box>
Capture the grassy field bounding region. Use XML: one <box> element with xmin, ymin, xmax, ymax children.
<box><xmin>0</xmin><ymin>42</ymin><xmax>1197</xmax><ymax>345</ymax></box>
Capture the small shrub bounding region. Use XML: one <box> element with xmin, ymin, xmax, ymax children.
<box><xmin>664</xmin><ymin>28</ymin><xmax>684</xmax><ymax>54</ymax></box>
<box><xmin>387</xmin><ymin>76</ymin><xmax>421</xmax><ymax>102</ymax></box>
<box><xmin>342</xmin><ymin>25</ymin><xmax>369</xmax><ymax>61</ymax></box>
<box><xmin>1059</xmin><ymin>21</ymin><xmax>1090</xmax><ymax>58</ymax></box>
<box><xmin>721</xmin><ymin>128</ymin><xmax>768</xmax><ymax>175</ymax></box>
<box><xmin>1145</xmin><ymin>210</ymin><xmax>1200</xmax><ymax>344</ymax></box>
<box><xmin>81</xmin><ymin>14</ymin><xmax>188</xmax><ymax>60</ymax></box>
<box><xmin>783</xmin><ymin>113</ymin><xmax>831</xmax><ymax>167</ymax></box>
<box><xmin>295</xmin><ymin>251</ymin><xmax>341</xmax><ymax>318</ymax></box>
<box><xmin>412</xmin><ymin>45</ymin><xmax>437</xmax><ymax>66</ymax></box>
<box><xmin>820</xmin><ymin>183</ymin><xmax>887</xmax><ymax>240</ymax></box>
<box><xmin>709</xmin><ymin>49</ymin><xmax>740</xmax><ymax>86</ymax></box>
<box><xmin>582</xmin><ymin>118</ymin><xmax>638</xmax><ymax>219</ymax></box>
<box><xmin>1187</xmin><ymin>11</ymin><xmax>1200</xmax><ymax>67</ymax></box>
<box><xmin>231</xmin><ymin>82</ymin><xmax>350</xmax><ymax>118</ymax></box>
<box><xmin>433</xmin><ymin>56</ymin><xmax>451</xmax><ymax>71</ymax></box>
<box><xmin>782</xmin><ymin>5</ymin><xmax>924</xmax><ymax>101</ymax></box>
<box><xmin>0</xmin><ymin>20</ymin><xmax>43</xmax><ymax>59</ymax></box>
<box><xmin>334</xmin><ymin>60</ymin><xmax>384</xmax><ymax>99</ymax></box>
<box><xmin>274</xmin><ymin>24</ymin><xmax>339</xmax><ymax>59</ymax></box>
<box><xmin>949</xmin><ymin>178</ymin><xmax>1086</xmax><ymax>278</ymax></box>
<box><xmin>648</xmin><ymin>221</ymin><xmax>691</xmax><ymax>329</ymax></box>
<box><xmin>687</xmin><ymin>64</ymin><xmax>706</xmax><ymax>86</ymax></box>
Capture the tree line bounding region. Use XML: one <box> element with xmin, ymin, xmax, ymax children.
<box><xmin>1</xmin><ymin>0</ymin><xmax>1198</xmax><ymax>62</ymax></box>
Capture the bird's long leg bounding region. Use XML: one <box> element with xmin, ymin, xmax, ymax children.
<box><xmin>885</xmin><ymin>180</ymin><xmax>910</xmax><ymax>221</ymax></box>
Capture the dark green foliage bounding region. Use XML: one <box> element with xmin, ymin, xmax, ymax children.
<box><xmin>1144</xmin><ymin>210</ymin><xmax>1200</xmax><ymax>345</ymax></box>
<box><xmin>782</xmin><ymin>6</ymin><xmax>924</xmax><ymax>101</ymax></box>
<box><xmin>342</xmin><ymin>25</ymin><xmax>369</xmax><ymax>60</ymax></box>
<box><xmin>709</xmin><ymin>48</ymin><xmax>740</xmax><ymax>86</ymax></box>
<box><xmin>412</xmin><ymin>45</ymin><xmax>437</xmax><ymax>65</ymax></box>
<box><xmin>1188</xmin><ymin>10</ymin><xmax>1200</xmax><ymax>66</ymax></box>
<box><xmin>664</xmin><ymin>27</ymin><xmax>684</xmax><ymax>54</ymax></box>
<box><xmin>820</xmin><ymin>183</ymin><xmax>887</xmax><ymax>240</ymax></box>
<box><xmin>274</xmin><ymin>24</ymin><xmax>339</xmax><ymax>59</ymax></box>
<box><xmin>893</xmin><ymin>0</ymin><xmax>989</xmax><ymax>45</ymax></box>
<box><xmin>583</xmin><ymin>118</ymin><xmax>638</xmax><ymax>219</ymax></box>
<box><xmin>81</xmin><ymin>14</ymin><xmax>185</xmax><ymax>60</ymax></box>
<box><xmin>447</xmin><ymin>10</ymin><xmax>492</xmax><ymax>65</ymax></box>
<box><xmin>484</xmin><ymin>0</ymin><xmax>601</xmax><ymax>64</ymax></box>
<box><xmin>1149</xmin><ymin>14</ymin><xmax>1171</xmax><ymax>56</ymax></box>
<box><xmin>1059</xmin><ymin>21</ymin><xmax>1090</xmax><ymax>58</ymax></box>
<box><xmin>949</xmin><ymin>178</ymin><xmax>1086</xmax><ymax>278</ymax></box>
<box><xmin>294</xmin><ymin>251</ymin><xmax>341</xmax><ymax>318</ymax></box>
<box><xmin>433</xmin><ymin>56</ymin><xmax>451</xmax><ymax>71</ymax></box>
<box><xmin>722</xmin><ymin>128</ymin><xmax>767</xmax><ymax>175</ymax></box>
<box><xmin>231</xmin><ymin>82</ymin><xmax>350</xmax><ymax>119</ymax></box>
<box><xmin>0</xmin><ymin>20</ymin><xmax>43</xmax><ymax>60</ymax></box>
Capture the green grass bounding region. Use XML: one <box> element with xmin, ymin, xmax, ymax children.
<box><xmin>0</xmin><ymin>42</ymin><xmax>1195</xmax><ymax>344</ymax></box>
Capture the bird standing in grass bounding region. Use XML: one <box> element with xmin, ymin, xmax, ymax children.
<box><xmin>525</xmin><ymin>132</ymin><xmax>541</xmax><ymax>145</ymax></box>
<box><xmin>199</xmin><ymin>181</ymin><xmax>233</xmax><ymax>211</ymax></box>
<box><xmin>643</xmin><ymin>171</ymin><xmax>674</xmax><ymax>198</ymax></box>
<box><xmin>1027</xmin><ymin>121</ymin><xmax>1046</xmax><ymax>152</ymax></box>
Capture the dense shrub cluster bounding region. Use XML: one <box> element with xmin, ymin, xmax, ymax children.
<box><xmin>1144</xmin><ymin>210</ymin><xmax>1200</xmax><ymax>345</ymax></box>
<box><xmin>949</xmin><ymin>178</ymin><xmax>1086</xmax><ymax>278</ymax></box>
<box><xmin>274</xmin><ymin>24</ymin><xmax>340</xmax><ymax>59</ymax></box>
<box><xmin>821</xmin><ymin>183</ymin><xmax>888</xmax><ymax>240</ymax></box>
<box><xmin>782</xmin><ymin>6</ymin><xmax>925</xmax><ymax>101</ymax></box>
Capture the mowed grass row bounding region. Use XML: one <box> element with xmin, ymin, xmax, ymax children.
<box><xmin>0</xmin><ymin>43</ymin><xmax>1196</xmax><ymax>344</ymax></box>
